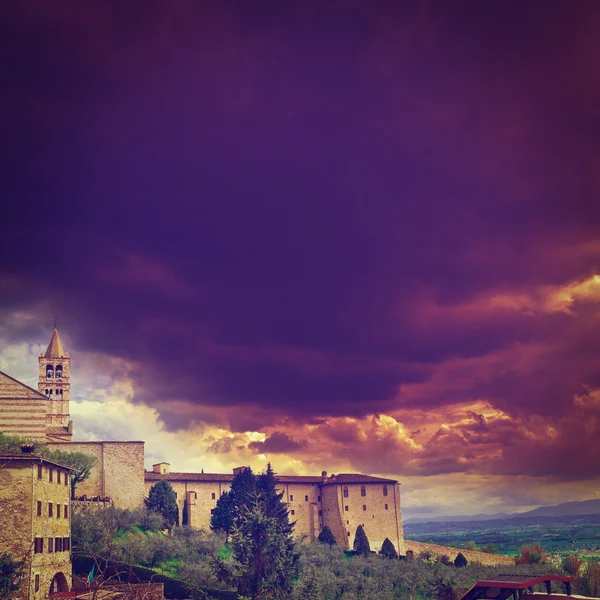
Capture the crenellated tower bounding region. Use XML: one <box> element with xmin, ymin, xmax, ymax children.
<box><xmin>38</xmin><ymin>327</ymin><xmax>73</xmax><ymax>440</ymax></box>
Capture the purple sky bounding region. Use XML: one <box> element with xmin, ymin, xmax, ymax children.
<box><xmin>1</xmin><ymin>1</ymin><xmax>600</xmax><ymax>518</ymax></box>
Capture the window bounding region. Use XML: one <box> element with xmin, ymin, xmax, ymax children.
<box><xmin>46</xmin><ymin>365</ymin><xmax>54</xmax><ymax>379</ymax></box>
<box><xmin>37</xmin><ymin>464</ymin><xmax>42</xmax><ymax>479</ymax></box>
<box><xmin>48</xmin><ymin>502</ymin><xmax>53</xmax><ymax>517</ymax></box>
<box><xmin>174</xmin><ymin>492</ymin><xmax>177</xmax><ymax>498</ymax></box>
<box><xmin>343</xmin><ymin>486</ymin><xmax>348</xmax><ymax>498</ymax></box>
<box><xmin>35</xmin><ymin>574</ymin><xmax>40</xmax><ymax>592</ymax></box>
<box><xmin>291</xmin><ymin>510</ymin><xmax>295</xmax><ymax>515</ymax></box>
<box><xmin>344</xmin><ymin>505</ymin><xmax>348</xmax><ymax>511</ymax></box>
<box><xmin>57</xmin><ymin>471</ymin><xmax>61</xmax><ymax>484</ymax></box>
<box><xmin>347</xmin><ymin>532</ymin><xmax>350</xmax><ymax>537</ymax></box>
<box><xmin>318</xmin><ymin>510</ymin><xmax>322</xmax><ymax>516</ymax></box>
<box><xmin>55</xmin><ymin>538</ymin><xmax>62</xmax><ymax>552</ymax></box>
<box><xmin>34</xmin><ymin>538</ymin><xmax>43</xmax><ymax>554</ymax></box>
<box><xmin>318</xmin><ymin>495</ymin><xmax>320</xmax><ymax>501</ymax></box>
<box><xmin>57</xmin><ymin>505</ymin><xmax>61</xmax><ymax>518</ymax></box>
<box><xmin>290</xmin><ymin>495</ymin><xmax>294</xmax><ymax>501</ymax></box>
<box><xmin>49</xmin><ymin>468</ymin><xmax>53</xmax><ymax>483</ymax></box>
<box><xmin>37</xmin><ymin>500</ymin><xmax>42</xmax><ymax>516</ymax></box>
<box><xmin>383</xmin><ymin>485</ymin><xmax>388</xmax><ymax>497</ymax></box>
<box><xmin>385</xmin><ymin>504</ymin><xmax>388</xmax><ymax>510</ymax></box>
<box><xmin>360</xmin><ymin>486</ymin><xmax>366</xmax><ymax>497</ymax></box>
<box><xmin>64</xmin><ymin>474</ymin><xmax>68</xmax><ymax>487</ymax></box>
<box><xmin>63</xmin><ymin>537</ymin><xmax>70</xmax><ymax>551</ymax></box>
<box><xmin>211</xmin><ymin>493</ymin><xmax>215</xmax><ymax>500</ymax></box>
<box><xmin>210</xmin><ymin>509</ymin><xmax>216</xmax><ymax>515</ymax></box>
<box><xmin>64</xmin><ymin>505</ymin><xmax>68</xmax><ymax>519</ymax></box>
<box><xmin>48</xmin><ymin>538</ymin><xmax>53</xmax><ymax>553</ymax></box>
<box><xmin>363</xmin><ymin>505</ymin><xmax>366</xmax><ymax>511</ymax></box>
<box><xmin>304</xmin><ymin>495</ymin><xmax>308</xmax><ymax>501</ymax></box>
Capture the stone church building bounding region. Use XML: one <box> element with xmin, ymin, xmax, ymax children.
<box><xmin>0</xmin><ymin>328</ymin><xmax>405</xmax><ymax>554</ymax></box>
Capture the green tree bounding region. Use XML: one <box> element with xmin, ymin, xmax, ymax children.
<box><xmin>0</xmin><ymin>553</ymin><xmax>23</xmax><ymax>600</ymax></box>
<box><xmin>317</xmin><ymin>525</ymin><xmax>337</xmax><ymax>546</ymax></box>
<box><xmin>231</xmin><ymin>494</ymin><xmax>298</xmax><ymax>599</ymax></box>
<box><xmin>230</xmin><ymin>467</ymin><xmax>257</xmax><ymax>522</ymax></box>
<box><xmin>454</xmin><ymin>552</ymin><xmax>468</xmax><ymax>567</ymax></box>
<box><xmin>145</xmin><ymin>480</ymin><xmax>179</xmax><ymax>532</ymax></box>
<box><xmin>481</xmin><ymin>543</ymin><xmax>498</xmax><ymax>554</ymax></box>
<box><xmin>211</xmin><ymin>490</ymin><xmax>235</xmax><ymax>542</ymax></box>
<box><xmin>380</xmin><ymin>538</ymin><xmax>397</xmax><ymax>559</ymax></box>
<box><xmin>463</xmin><ymin>541</ymin><xmax>478</xmax><ymax>551</ymax></box>
<box><xmin>353</xmin><ymin>525</ymin><xmax>370</xmax><ymax>556</ymax></box>
<box><xmin>46</xmin><ymin>448</ymin><xmax>98</xmax><ymax>499</ymax></box>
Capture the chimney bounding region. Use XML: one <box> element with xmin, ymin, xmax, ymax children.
<box><xmin>21</xmin><ymin>444</ymin><xmax>35</xmax><ymax>454</ymax></box>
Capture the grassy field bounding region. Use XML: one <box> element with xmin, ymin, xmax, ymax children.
<box><xmin>404</xmin><ymin>513</ymin><xmax>600</xmax><ymax>556</ymax></box>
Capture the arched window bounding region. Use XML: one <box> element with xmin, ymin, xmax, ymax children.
<box><xmin>55</xmin><ymin>365</ymin><xmax>63</xmax><ymax>379</ymax></box>
<box><xmin>361</xmin><ymin>486</ymin><xmax>366</xmax><ymax>497</ymax></box>
<box><xmin>343</xmin><ymin>486</ymin><xmax>348</xmax><ymax>498</ymax></box>
<box><xmin>383</xmin><ymin>485</ymin><xmax>388</xmax><ymax>497</ymax></box>
<box><xmin>46</xmin><ymin>365</ymin><xmax>54</xmax><ymax>379</ymax></box>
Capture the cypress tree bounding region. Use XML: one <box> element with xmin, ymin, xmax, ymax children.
<box><xmin>317</xmin><ymin>525</ymin><xmax>337</xmax><ymax>546</ymax></box>
<box><xmin>454</xmin><ymin>552</ymin><xmax>468</xmax><ymax>567</ymax></box>
<box><xmin>353</xmin><ymin>525</ymin><xmax>370</xmax><ymax>556</ymax></box>
<box><xmin>380</xmin><ymin>537</ymin><xmax>397</xmax><ymax>558</ymax></box>
<box><xmin>145</xmin><ymin>480</ymin><xmax>179</xmax><ymax>532</ymax></box>
<box><xmin>211</xmin><ymin>490</ymin><xmax>235</xmax><ymax>542</ymax></box>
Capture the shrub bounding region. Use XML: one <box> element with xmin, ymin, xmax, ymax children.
<box><xmin>577</xmin><ymin>560</ymin><xmax>600</xmax><ymax>598</ymax></box>
<box><xmin>454</xmin><ymin>552</ymin><xmax>468</xmax><ymax>567</ymax></box>
<box><xmin>463</xmin><ymin>541</ymin><xmax>478</xmax><ymax>551</ymax></box>
<box><xmin>438</xmin><ymin>554</ymin><xmax>452</xmax><ymax>566</ymax></box>
<box><xmin>481</xmin><ymin>543</ymin><xmax>498</xmax><ymax>554</ymax></box>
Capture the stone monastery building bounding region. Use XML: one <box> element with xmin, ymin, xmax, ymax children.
<box><xmin>0</xmin><ymin>328</ymin><xmax>405</xmax><ymax>555</ymax></box>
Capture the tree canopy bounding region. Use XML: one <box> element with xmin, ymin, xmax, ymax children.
<box><xmin>454</xmin><ymin>552</ymin><xmax>468</xmax><ymax>567</ymax></box>
<box><xmin>145</xmin><ymin>480</ymin><xmax>179</xmax><ymax>531</ymax></box>
<box><xmin>0</xmin><ymin>553</ymin><xmax>22</xmax><ymax>600</ymax></box>
<box><xmin>380</xmin><ymin>538</ymin><xmax>397</xmax><ymax>559</ymax></box>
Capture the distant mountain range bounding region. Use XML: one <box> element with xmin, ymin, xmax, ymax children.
<box><xmin>405</xmin><ymin>498</ymin><xmax>600</xmax><ymax>524</ymax></box>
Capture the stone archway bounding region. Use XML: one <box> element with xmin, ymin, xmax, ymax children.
<box><xmin>49</xmin><ymin>572</ymin><xmax>69</xmax><ymax>594</ymax></box>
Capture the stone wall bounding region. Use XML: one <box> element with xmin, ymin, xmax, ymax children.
<box><xmin>322</xmin><ymin>482</ymin><xmax>404</xmax><ymax>554</ymax></box>
<box><xmin>0</xmin><ymin>371</ymin><xmax>48</xmax><ymax>440</ymax></box>
<box><xmin>404</xmin><ymin>540</ymin><xmax>515</xmax><ymax>566</ymax></box>
<box><xmin>48</xmin><ymin>441</ymin><xmax>145</xmax><ymax>509</ymax></box>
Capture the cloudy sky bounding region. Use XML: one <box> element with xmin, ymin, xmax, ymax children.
<box><xmin>1</xmin><ymin>1</ymin><xmax>600</xmax><ymax>520</ymax></box>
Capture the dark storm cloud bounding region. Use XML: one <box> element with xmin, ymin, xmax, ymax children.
<box><xmin>1</xmin><ymin>0</ymin><xmax>600</xmax><ymax>480</ymax></box>
<box><xmin>248</xmin><ymin>432</ymin><xmax>307</xmax><ymax>454</ymax></box>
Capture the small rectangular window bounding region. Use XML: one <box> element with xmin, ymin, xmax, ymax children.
<box><xmin>363</xmin><ymin>505</ymin><xmax>366</xmax><ymax>511</ymax></box>
<box><xmin>63</xmin><ymin>537</ymin><xmax>70</xmax><ymax>551</ymax></box>
<box><xmin>318</xmin><ymin>510</ymin><xmax>322</xmax><ymax>516</ymax></box>
<box><xmin>48</xmin><ymin>502</ymin><xmax>53</xmax><ymax>517</ymax></box>
<box><xmin>48</xmin><ymin>538</ymin><xmax>53</xmax><ymax>553</ymax></box>
<box><xmin>64</xmin><ymin>505</ymin><xmax>68</xmax><ymax>519</ymax></box>
<box><xmin>318</xmin><ymin>495</ymin><xmax>320</xmax><ymax>501</ymax></box>
<box><xmin>34</xmin><ymin>538</ymin><xmax>43</xmax><ymax>554</ymax></box>
<box><xmin>64</xmin><ymin>474</ymin><xmax>68</xmax><ymax>487</ymax></box>
<box><xmin>37</xmin><ymin>500</ymin><xmax>42</xmax><ymax>516</ymax></box>
<box><xmin>212</xmin><ymin>493</ymin><xmax>216</xmax><ymax>500</ymax></box>
<box><xmin>385</xmin><ymin>504</ymin><xmax>389</xmax><ymax>510</ymax></box>
<box><xmin>291</xmin><ymin>510</ymin><xmax>295</xmax><ymax>515</ymax></box>
<box><xmin>304</xmin><ymin>495</ymin><xmax>308</xmax><ymax>501</ymax></box>
<box><xmin>49</xmin><ymin>468</ymin><xmax>53</xmax><ymax>483</ymax></box>
<box><xmin>37</xmin><ymin>464</ymin><xmax>43</xmax><ymax>479</ymax></box>
<box><xmin>344</xmin><ymin>506</ymin><xmax>348</xmax><ymax>511</ymax></box>
<box><xmin>347</xmin><ymin>532</ymin><xmax>350</xmax><ymax>536</ymax></box>
<box><xmin>55</xmin><ymin>537</ymin><xmax>62</xmax><ymax>552</ymax></box>
<box><xmin>290</xmin><ymin>495</ymin><xmax>293</xmax><ymax>501</ymax></box>
<box><xmin>210</xmin><ymin>508</ymin><xmax>216</xmax><ymax>515</ymax></box>
<box><xmin>57</xmin><ymin>471</ymin><xmax>61</xmax><ymax>484</ymax></box>
<box><xmin>57</xmin><ymin>505</ymin><xmax>61</xmax><ymax>518</ymax></box>
<box><xmin>35</xmin><ymin>574</ymin><xmax>40</xmax><ymax>591</ymax></box>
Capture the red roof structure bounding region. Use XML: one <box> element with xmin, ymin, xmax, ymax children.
<box><xmin>458</xmin><ymin>574</ymin><xmax>578</xmax><ymax>600</ymax></box>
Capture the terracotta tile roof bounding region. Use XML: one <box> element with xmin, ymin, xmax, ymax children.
<box><xmin>144</xmin><ymin>471</ymin><xmax>397</xmax><ymax>485</ymax></box>
<box><xmin>323</xmin><ymin>474</ymin><xmax>397</xmax><ymax>484</ymax></box>
<box><xmin>0</xmin><ymin>451</ymin><xmax>74</xmax><ymax>470</ymax></box>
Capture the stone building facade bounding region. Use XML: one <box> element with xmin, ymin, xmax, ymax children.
<box><xmin>145</xmin><ymin>464</ymin><xmax>405</xmax><ymax>554</ymax></box>
<box><xmin>0</xmin><ymin>449</ymin><xmax>73</xmax><ymax>599</ymax></box>
<box><xmin>0</xmin><ymin>328</ymin><xmax>406</xmax><ymax>556</ymax></box>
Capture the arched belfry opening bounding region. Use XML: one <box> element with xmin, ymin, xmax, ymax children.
<box><xmin>55</xmin><ymin>364</ymin><xmax>63</xmax><ymax>378</ymax></box>
<box><xmin>46</xmin><ymin>364</ymin><xmax>54</xmax><ymax>379</ymax></box>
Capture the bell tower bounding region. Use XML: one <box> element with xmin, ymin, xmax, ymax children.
<box><xmin>38</xmin><ymin>326</ymin><xmax>73</xmax><ymax>440</ymax></box>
